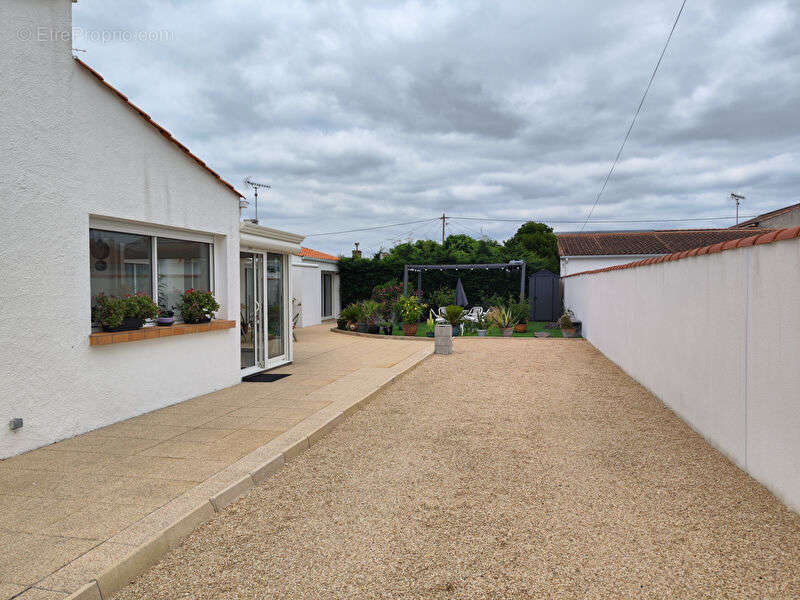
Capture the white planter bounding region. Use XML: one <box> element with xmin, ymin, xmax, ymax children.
<box><xmin>477</xmin><ymin>330</ymin><xmax>487</xmax><ymax>337</ymax></box>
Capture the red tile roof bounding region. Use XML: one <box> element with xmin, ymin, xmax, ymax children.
<box><xmin>556</xmin><ymin>228</ymin><xmax>773</xmax><ymax>256</ymax></box>
<box><xmin>74</xmin><ymin>58</ymin><xmax>243</xmax><ymax>199</ymax></box>
<box><xmin>735</xmin><ymin>202</ymin><xmax>800</xmax><ymax>228</ymax></box>
<box><xmin>562</xmin><ymin>226</ymin><xmax>800</xmax><ymax>279</ymax></box>
<box><xmin>299</xmin><ymin>247</ymin><xmax>339</xmax><ymax>261</ymax></box>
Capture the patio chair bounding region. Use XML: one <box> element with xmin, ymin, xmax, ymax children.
<box><xmin>462</xmin><ymin>306</ymin><xmax>484</xmax><ymax>324</ymax></box>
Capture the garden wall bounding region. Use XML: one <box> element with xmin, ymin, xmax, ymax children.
<box><xmin>562</xmin><ymin>230</ymin><xmax>800</xmax><ymax>512</ymax></box>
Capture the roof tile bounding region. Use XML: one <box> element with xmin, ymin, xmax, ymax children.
<box><xmin>299</xmin><ymin>247</ymin><xmax>339</xmax><ymax>261</ymax></box>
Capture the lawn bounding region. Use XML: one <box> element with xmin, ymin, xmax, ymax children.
<box><xmin>390</xmin><ymin>322</ymin><xmax>564</xmax><ymax>338</ymax></box>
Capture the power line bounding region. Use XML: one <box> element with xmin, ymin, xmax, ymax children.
<box><xmin>450</xmin><ymin>214</ymin><xmax>753</xmax><ymax>224</ymax></box>
<box><xmin>579</xmin><ymin>0</ymin><xmax>689</xmax><ymax>232</ymax></box>
<box><xmin>305</xmin><ymin>218</ymin><xmax>439</xmax><ymax>237</ymax></box>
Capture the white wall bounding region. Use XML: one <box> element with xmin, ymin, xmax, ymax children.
<box><xmin>563</xmin><ymin>237</ymin><xmax>800</xmax><ymax>512</ymax></box>
<box><xmin>290</xmin><ymin>257</ymin><xmax>340</xmax><ymax>327</ymax></box>
<box><xmin>0</xmin><ymin>0</ymin><xmax>242</xmax><ymax>457</ymax></box>
<box><xmin>560</xmin><ymin>254</ymin><xmax>664</xmax><ymax>277</ymax></box>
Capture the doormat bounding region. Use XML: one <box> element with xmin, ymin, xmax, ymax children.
<box><xmin>243</xmin><ymin>373</ymin><xmax>291</xmax><ymax>383</ymax></box>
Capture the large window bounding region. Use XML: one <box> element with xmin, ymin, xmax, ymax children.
<box><xmin>90</xmin><ymin>229</ymin><xmax>152</xmax><ymax>299</ymax></box>
<box><xmin>157</xmin><ymin>237</ymin><xmax>211</xmax><ymax>318</ymax></box>
<box><xmin>89</xmin><ymin>228</ymin><xmax>212</xmax><ymax>323</ymax></box>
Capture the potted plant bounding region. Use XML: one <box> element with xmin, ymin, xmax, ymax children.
<box><xmin>511</xmin><ymin>301</ymin><xmax>530</xmax><ymax>333</ymax></box>
<box><xmin>444</xmin><ymin>305</ymin><xmax>464</xmax><ymax>336</ymax></box>
<box><xmin>396</xmin><ymin>295</ymin><xmax>422</xmax><ymax>336</ymax></box>
<box><xmin>336</xmin><ymin>313</ymin><xmax>348</xmax><ymax>330</ymax></box>
<box><xmin>381</xmin><ymin>320</ymin><xmax>393</xmax><ymax>335</ymax></box>
<box><xmin>93</xmin><ymin>293</ymin><xmax>159</xmax><ymax>332</ymax></box>
<box><xmin>157</xmin><ymin>307</ymin><xmax>175</xmax><ymax>327</ymax></box>
<box><xmin>487</xmin><ymin>305</ymin><xmax>518</xmax><ymax>337</ymax></box>
<box><xmin>339</xmin><ymin>304</ymin><xmax>360</xmax><ymax>331</ymax></box>
<box><xmin>558</xmin><ymin>310</ymin><xmax>577</xmax><ymax>338</ymax></box>
<box><xmin>362</xmin><ymin>300</ymin><xmax>381</xmax><ymax>334</ymax></box>
<box><xmin>425</xmin><ymin>310</ymin><xmax>436</xmax><ymax>338</ymax></box>
<box><xmin>476</xmin><ymin>313</ymin><xmax>488</xmax><ymax>337</ymax></box>
<box><xmin>355</xmin><ymin>302</ymin><xmax>369</xmax><ymax>333</ymax></box>
<box><xmin>177</xmin><ymin>289</ymin><xmax>219</xmax><ymax>324</ymax></box>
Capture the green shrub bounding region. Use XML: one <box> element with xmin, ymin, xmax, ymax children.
<box><xmin>510</xmin><ymin>301</ymin><xmax>530</xmax><ymax>324</ymax></box>
<box><xmin>340</xmin><ymin>303</ymin><xmax>361</xmax><ymax>323</ymax></box>
<box><xmin>396</xmin><ymin>295</ymin><xmax>423</xmax><ymax>323</ymax></box>
<box><xmin>444</xmin><ymin>305</ymin><xmax>464</xmax><ymax>325</ymax></box>
<box><xmin>176</xmin><ymin>289</ymin><xmax>219</xmax><ymax>324</ymax></box>
<box><xmin>427</xmin><ymin>287</ymin><xmax>455</xmax><ymax>311</ymax></box>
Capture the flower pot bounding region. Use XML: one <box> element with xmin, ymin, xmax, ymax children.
<box><xmin>185</xmin><ymin>316</ymin><xmax>211</xmax><ymax>324</ymax></box>
<box><xmin>561</xmin><ymin>327</ymin><xmax>577</xmax><ymax>338</ymax></box>
<box><xmin>348</xmin><ymin>322</ymin><xmax>358</xmax><ymax>331</ymax></box>
<box><xmin>357</xmin><ymin>322</ymin><xmax>368</xmax><ymax>333</ymax></box>
<box><xmin>368</xmin><ymin>324</ymin><xmax>379</xmax><ymax>334</ymax></box>
<box><xmin>451</xmin><ymin>325</ymin><xmax>460</xmax><ymax>337</ymax></box>
<box><xmin>500</xmin><ymin>327</ymin><xmax>514</xmax><ymax>337</ymax></box>
<box><xmin>514</xmin><ymin>323</ymin><xmax>527</xmax><ymax>333</ymax></box>
<box><xmin>477</xmin><ymin>329</ymin><xmax>487</xmax><ymax>337</ymax></box>
<box><xmin>102</xmin><ymin>316</ymin><xmax>142</xmax><ymax>332</ymax></box>
<box><xmin>402</xmin><ymin>323</ymin><xmax>418</xmax><ymax>336</ymax></box>
<box><xmin>426</xmin><ymin>331</ymin><xmax>434</xmax><ymax>338</ymax></box>
<box><xmin>157</xmin><ymin>317</ymin><xmax>175</xmax><ymax>327</ymax></box>
<box><xmin>337</xmin><ymin>319</ymin><xmax>347</xmax><ymax>330</ymax></box>
<box><xmin>383</xmin><ymin>325</ymin><xmax>393</xmax><ymax>335</ymax></box>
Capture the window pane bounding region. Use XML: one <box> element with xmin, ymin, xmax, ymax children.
<box><xmin>157</xmin><ymin>238</ymin><xmax>211</xmax><ymax>319</ymax></box>
<box><xmin>90</xmin><ymin>229</ymin><xmax>152</xmax><ymax>302</ymax></box>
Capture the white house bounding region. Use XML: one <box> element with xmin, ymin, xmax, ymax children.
<box><xmin>0</xmin><ymin>0</ymin><xmax>302</xmax><ymax>458</ymax></box>
<box><xmin>557</xmin><ymin>228</ymin><xmax>774</xmax><ymax>277</ymax></box>
<box><xmin>291</xmin><ymin>248</ymin><xmax>340</xmax><ymax>328</ymax></box>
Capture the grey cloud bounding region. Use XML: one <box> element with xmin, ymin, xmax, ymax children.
<box><xmin>73</xmin><ymin>0</ymin><xmax>800</xmax><ymax>254</ymax></box>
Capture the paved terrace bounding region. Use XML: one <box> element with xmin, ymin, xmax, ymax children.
<box><xmin>114</xmin><ymin>337</ymin><xmax>800</xmax><ymax>600</ymax></box>
<box><xmin>0</xmin><ymin>325</ymin><xmax>430</xmax><ymax>599</ymax></box>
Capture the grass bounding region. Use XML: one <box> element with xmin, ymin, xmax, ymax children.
<box><xmin>390</xmin><ymin>322</ymin><xmax>564</xmax><ymax>338</ymax></box>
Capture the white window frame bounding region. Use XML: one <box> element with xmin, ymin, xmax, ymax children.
<box><xmin>89</xmin><ymin>217</ymin><xmax>216</xmax><ymax>324</ymax></box>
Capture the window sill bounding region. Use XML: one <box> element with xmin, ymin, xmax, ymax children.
<box><xmin>90</xmin><ymin>320</ymin><xmax>236</xmax><ymax>347</ymax></box>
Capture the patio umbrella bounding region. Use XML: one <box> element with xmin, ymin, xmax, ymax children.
<box><xmin>454</xmin><ymin>278</ymin><xmax>469</xmax><ymax>307</ymax></box>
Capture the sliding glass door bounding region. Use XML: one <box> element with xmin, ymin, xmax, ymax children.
<box><xmin>240</xmin><ymin>252</ymin><xmax>264</xmax><ymax>373</ymax></box>
<box><xmin>266</xmin><ymin>253</ymin><xmax>285</xmax><ymax>361</ymax></box>
<box><xmin>241</xmin><ymin>251</ymin><xmax>288</xmax><ymax>375</ymax></box>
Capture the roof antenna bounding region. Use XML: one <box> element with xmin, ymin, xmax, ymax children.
<box><xmin>730</xmin><ymin>192</ymin><xmax>746</xmax><ymax>226</ymax></box>
<box><xmin>243</xmin><ymin>178</ymin><xmax>271</xmax><ymax>224</ymax></box>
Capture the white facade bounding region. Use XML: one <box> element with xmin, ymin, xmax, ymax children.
<box><xmin>560</xmin><ymin>254</ymin><xmax>664</xmax><ymax>277</ymax></box>
<box><xmin>563</xmin><ymin>235</ymin><xmax>800</xmax><ymax>512</ymax></box>
<box><xmin>291</xmin><ymin>255</ymin><xmax>340</xmax><ymax>328</ymax></box>
<box><xmin>0</xmin><ymin>0</ymin><xmax>298</xmax><ymax>458</ymax></box>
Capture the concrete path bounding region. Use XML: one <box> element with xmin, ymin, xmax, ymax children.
<box><xmin>0</xmin><ymin>325</ymin><xmax>430</xmax><ymax>599</ymax></box>
<box><xmin>111</xmin><ymin>338</ymin><xmax>800</xmax><ymax>600</ymax></box>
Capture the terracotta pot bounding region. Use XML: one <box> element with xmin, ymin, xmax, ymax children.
<box><xmin>561</xmin><ymin>327</ymin><xmax>577</xmax><ymax>338</ymax></box>
<box><xmin>514</xmin><ymin>323</ymin><xmax>527</xmax><ymax>333</ymax></box>
<box><xmin>402</xmin><ymin>323</ymin><xmax>418</xmax><ymax>336</ymax></box>
<box><xmin>500</xmin><ymin>327</ymin><xmax>514</xmax><ymax>338</ymax></box>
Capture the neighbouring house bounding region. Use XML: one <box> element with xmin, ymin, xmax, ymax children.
<box><xmin>291</xmin><ymin>248</ymin><xmax>341</xmax><ymax>328</ymax></box>
<box><xmin>557</xmin><ymin>228</ymin><xmax>775</xmax><ymax>277</ymax></box>
<box><xmin>733</xmin><ymin>201</ymin><xmax>800</xmax><ymax>229</ymax></box>
<box><xmin>0</xmin><ymin>0</ymin><xmax>303</xmax><ymax>458</ymax></box>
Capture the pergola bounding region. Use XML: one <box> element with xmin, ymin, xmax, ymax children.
<box><xmin>403</xmin><ymin>260</ymin><xmax>527</xmax><ymax>301</ymax></box>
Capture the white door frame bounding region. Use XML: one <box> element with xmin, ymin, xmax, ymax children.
<box><xmin>264</xmin><ymin>252</ymin><xmax>290</xmax><ymax>370</ymax></box>
<box><xmin>241</xmin><ymin>250</ymin><xmax>266</xmax><ymax>378</ymax></box>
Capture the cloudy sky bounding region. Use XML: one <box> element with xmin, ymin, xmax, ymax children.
<box><xmin>73</xmin><ymin>0</ymin><xmax>800</xmax><ymax>255</ymax></box>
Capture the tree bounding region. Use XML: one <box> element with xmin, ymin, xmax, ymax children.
<box><xmin>503</xmin><ymin>222</ymin><xmax>559</xmax><ymax>273</ymax></box>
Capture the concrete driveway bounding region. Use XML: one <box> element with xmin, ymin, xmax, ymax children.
<box><xmin>112</xmin><ymin>337</ymin><xmax>800</xmax><ymax>599</ymax></box>
<box><xmin>0</xmin><ymin>324</ymin><xmax>429</xmax><ymax>599</ymax></box>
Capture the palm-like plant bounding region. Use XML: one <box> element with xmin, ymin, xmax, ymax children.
<box><xmin>361</xmin><ymin>299</ymin><xmax>381</xmax><ymax>325</ymax></box>
<box><xmin>444</xmin><ymin>305</ymin><xmax>464</xmax><ymax>326</ymax></box>
<box><xmin>487</xmin><ymin>304</ymin><xmax>518</xmax><ymax>329</ymax></box>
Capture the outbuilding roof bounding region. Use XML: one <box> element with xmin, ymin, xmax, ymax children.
<box><xmin>562</xmin><ymin>226</ymin><xmax>800</xmax><ymax>279</ymax></box>
<box><xmin>556</xmin><ymin>229</ymin><xmax>773</xmax><ymax>257</ymax></box>
<box><xmin>75</xmin><ymin>58</ymin><xmax>243</xmax><ymax>199</ymax></box>
<box><xmin>735</xmin><ymin>202</ymin><xmax>800</xmax><ymax>228</ymax></box>
<box><xmin>299</xmin><ymin>247</ymin><xmax>339</xmax><ymax>261</ymax></box>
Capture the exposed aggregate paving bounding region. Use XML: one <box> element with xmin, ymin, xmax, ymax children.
<box><xmin>114</xmin><ymin>338</ymin><xmax>800</xmax><ymax>599</ymax></box>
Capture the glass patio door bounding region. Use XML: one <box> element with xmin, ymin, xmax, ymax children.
<box><xmin>266</xmin><ymin>253</ymin><xmax>286</xmax><ymax>362</ymax></box>
<box><xmin>240</xmin><ymin>252</ymin><xmax>265</xmax><ymax>373</ymax></box>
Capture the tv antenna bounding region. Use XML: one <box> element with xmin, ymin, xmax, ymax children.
<box><xmin>243</xmin><ymin>178</ymin><xmax>271</xmax><ymax>224</ymax></box>
<box><xmin>730</xmin><ymin>192</ymin><xmax>746</xmax><ymax>225</ymax></box>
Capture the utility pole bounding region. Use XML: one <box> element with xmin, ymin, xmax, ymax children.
<box><xmin>730</xmin><ymin>193</ymin><xmax>745</xmax><ymax>225</ymax></box>
<box><xmin>441</xmin><ymin>213</ymin><xmax>446</xmax><ymax>245</ymax></box>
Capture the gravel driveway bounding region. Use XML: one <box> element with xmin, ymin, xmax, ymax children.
<box><xmin>114</xmin><ymin>339</ymin><xmax>800</xmax><ymax>599</ymax></box>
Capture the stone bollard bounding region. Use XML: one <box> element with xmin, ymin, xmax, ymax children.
<box><xmin>434</xmin><ymin>323</ymin><xmax>453</xmax><ymax>355</ymax></box>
